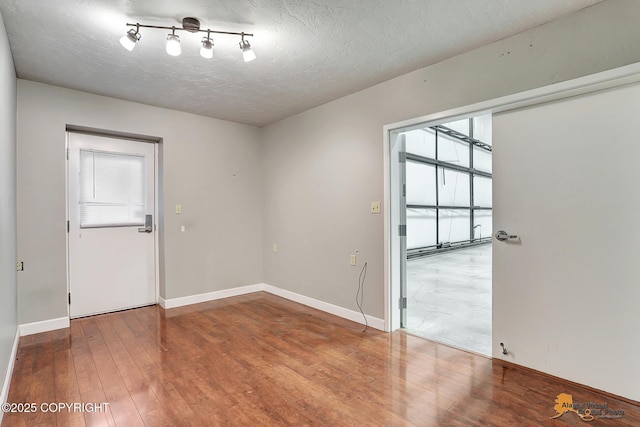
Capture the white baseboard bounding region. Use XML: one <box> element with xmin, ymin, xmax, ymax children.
<box><xmin>17</xmin><ymin>282</ymin><xmax>383</xmax><ymax>334</ymax></box>
<box><xmin>0</xmin><ymin>328</ymin><xmax>19</xmax><ymax>424</ymax></box>
<box><xmin>160</xmin><ymin>284</ymin><xmax>265</xmax><ymax>309</ymax></box>
<box><xmin>19</xmin><ymin>317</ymin><xmax>70</xmax><ymax>336</ymax></box>
<box><xmin>161</xmin><ymin>283</ymin><xmax>385</xmax><ymax>331</ymax></box>
<box><xmin>262</xmin><ymin>284</ymin><xmax>385</xmax><ymax>331</ymax></box>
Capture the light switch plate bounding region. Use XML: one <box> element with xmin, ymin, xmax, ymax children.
<box><xmin>176</xmin><ymin>204</ymin><xmax>182</xmax><ymax>214</ymax></box>
<box><xmin>350</xmin><ymin>254</ymin><xmax>356</xmax><ymax>266</ymax></box>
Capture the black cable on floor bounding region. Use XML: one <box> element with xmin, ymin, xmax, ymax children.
<box><xmin>356</xmin><ymin>262</ymin><xmax>368</xmax><ymax>333</ymax></box>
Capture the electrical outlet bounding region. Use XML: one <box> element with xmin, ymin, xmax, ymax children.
<box><xmin>16</xmin><ymin>261</ymin><xmax>23</xmax><ymax>271</ymax></box>
<box><xmin>272</xmin><ymin>243</ymin><xmax>277</xmax><ymax>253</ymax></box>
<box><xmin>371</xmin><ymin>201</ymin><xmax>381</xmax><ymax>214</ymax></box>
<box><xmin>350</xmin><ymin>254</ymin><xmax>356</xmax><ymax>266</ymax></box>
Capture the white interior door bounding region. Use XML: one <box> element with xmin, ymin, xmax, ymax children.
<box><xmin>493</xmin><ymin>83</ymin><xmax>640</xmax><ymax>401</ymax></box>
<box><xmin>68</xmin><ymin>132</ymin><xmax>156</xmax><ymax>318</ymax></box>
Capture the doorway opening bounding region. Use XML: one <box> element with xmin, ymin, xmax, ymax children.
<box><xmin>392</xmin><ymin>114</ymin><xmax>492</xmax><ymax>355</ymax></box>
<box><xmin>66</xmin><ymin>130</ymin><xmax>159</xmax><ymax>318</ymax></box>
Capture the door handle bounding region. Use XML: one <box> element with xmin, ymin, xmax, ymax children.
<box><xmin>495</xmin><ymin>230</ymin><xmax>518</xmax><ymax>242</ymax></box>
<box><xmin>138</xmin><ymin>214</ymin><xmax>153</xmax><ymax>233</ymax></box>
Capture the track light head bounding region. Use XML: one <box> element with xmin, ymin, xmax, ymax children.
<box><xmin>120</xmin><ymin>27</ymin><xmax>140</xmax><ymax>51</ymax></box>
<box><xmin>200</xmin><ymin>37</ymin><xmax>214</xmax><ymax>59</ymax></box>
<box><xmin>166</xmin><ymin>28</ymin><xmax>181</xmax><ymax>56</ymax></box>
<box><xmin>240</xmin><ymin>39</ymin><xmax>256</xmax><ymax>62</ymax></box>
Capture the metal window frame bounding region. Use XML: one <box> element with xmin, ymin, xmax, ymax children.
<box><xmin>406</xmin><ymin>121</ymin><xmax>492</xmax><ymax>258</ymax></box>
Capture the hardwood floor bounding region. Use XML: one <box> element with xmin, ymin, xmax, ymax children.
<box><xmin>2</xmin><ymin>292</ymin><xmax>638</xmax><ymax>426</ymax></box>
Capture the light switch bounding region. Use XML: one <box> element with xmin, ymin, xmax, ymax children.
<box><xmin>176</xmin><ymin>204</ymin><xmax>182</xmax><ymax>214</ymax></box>
<box><xmin>371</xmin><ymin>201</ymin><xmax>381</xmax><ymax>214</ymax></box>
<box><xmin>180</xmin><ymin>225</ymin><xmax>185</xmax><ymax>232</ymax></box>
<box><xmin>272</xmin><ymin>243</ymin><xmax>277</xmax><ymax>253</ymax></box>
<box><xmin>350</xmin><ymin>254</ymin><xmax>356</xmax><ymax>266</ymax></box>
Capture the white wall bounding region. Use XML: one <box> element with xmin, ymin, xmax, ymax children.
<box><xmin>16</xmin><ymin>81</ymin><xmax>263</xmax><ymax>324</ymax></box>
<box><xmin>0</xmin><ymin>9</ymin><xmax>18</xmax><ymax>408</ymax></box>
<box><xmin>261</xmin><ymin>0</ymin><xmax>640</xmax><ymax>319</ymax></box>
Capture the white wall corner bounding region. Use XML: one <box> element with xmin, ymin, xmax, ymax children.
<box><xmin>19</xmin><ymin>317</ymin><xmax>70</xmax><ymax>337</ymax></box>
<box><xmin>262</xmin><ymin>284</ymin><xmax>385</xmax><ymax>331</ymax></box>
<box><xmin>159</xmin><ymin>283</ymin><xmax>384</xmax><ymax>330</ymax></box>
<box><xmin>0</xmin><ymin>328</ymin><xmax>20</xmax><ymax>423</ymax></box>
<box><xmin>161</xmin><ymin>284</ymin><xmax>266</xmax><ymax>309</ymax></box>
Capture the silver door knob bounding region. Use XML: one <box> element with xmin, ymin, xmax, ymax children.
<box><xmin>495</xmin><ymin>230</ymin><xmax>518</xmax><ymax>241</ymax></box>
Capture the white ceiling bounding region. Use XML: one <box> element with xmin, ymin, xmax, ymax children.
<box><xmin>0</xmin><ymin>0</ymin><xmax>601</xmax><ymax>127</ymax></box>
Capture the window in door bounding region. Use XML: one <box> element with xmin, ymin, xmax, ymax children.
<box><xmin>79</xmin><ymin>150</ymin><xmax>146</xmax><ymax>228</ymax></box>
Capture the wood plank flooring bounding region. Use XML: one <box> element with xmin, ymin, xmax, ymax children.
<box><xmin>2</xmin><ymin>292</ymin><xmax>638</xmax><ymax>426</ymax></box>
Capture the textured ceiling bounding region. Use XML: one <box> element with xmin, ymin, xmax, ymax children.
<box><xmin>0</xmin><ymin>0</ymin><xmax>601</xmax><ymax>127</ymax></box>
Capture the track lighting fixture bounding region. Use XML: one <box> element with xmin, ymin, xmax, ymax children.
<box><xmin>119</xmin><ymin>17</ymin><xmax>255</xmax><ymax>61</ymax></box>
<box><xmin>119</xmin><ymin>25</ymin><xmax>140</xmax><ymax>51</ymax></box>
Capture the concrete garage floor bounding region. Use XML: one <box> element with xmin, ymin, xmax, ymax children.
<box><xmin>405</xmin><ymin>244</ymin><xmax>492</xmax><ymax>356</ymax></box>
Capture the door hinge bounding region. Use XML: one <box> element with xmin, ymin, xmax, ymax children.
<box><xmin>403</xmin><ymin>184</ymin><xmax>406</xmax><ymax>197</ymax></box>
<box><xmin>398</xmin><ymin>224</ymin><xmax>407</xmax><ymax>236</ymax></box>
<box><xmin>399</xmin><ymin>152</ymin><xmax>406</xmax><ymax>163</ymax></box>
<box><xmin>67</xmin><ymin>220</ymin><xmax>70</xmax><ymax>233</ymax></box>
<box><xmin>399</xmin><ymin>297</ymin><xmax>407</xmax><ymax>309</ymax></box>
<box><xmin>68</xmin><ymin>293</ymin><xmax>71</xmax><ymax>305</ymax></box>
<box><xmin>66</xmin><ymin>148</ymin><xmax>69</xmax><ymax>160</ymax></box>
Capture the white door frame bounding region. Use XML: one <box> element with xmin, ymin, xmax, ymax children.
<box><xmin>383</xmin><ymin>62</ymin><xmax>640</xmax><ymax>332</ymax></box>
<box><xmin>65</xmin><ymin>127</ymin><xmax>161</xmax><ymax>319</ymax></box>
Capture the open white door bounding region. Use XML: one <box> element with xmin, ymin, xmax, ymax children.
<box><xmin>493</xmin><ymin>82</ymin><xmax>640</xmax><ymax>401</ymax></box>
<box><xmin>68</xmin><ymin>132</ymin><xmax>156</xmax><ymax>318</ymax></box>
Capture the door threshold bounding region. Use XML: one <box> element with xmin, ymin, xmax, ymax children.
<box><xmin>402</xmin><ymin>327</ymin><xmax>492</xmax><ymax>359</ymax></box>
<box><xmin>70</xmin><ymin>303</ymin><xmax>157</xmax><ymax>320</ymax></box>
